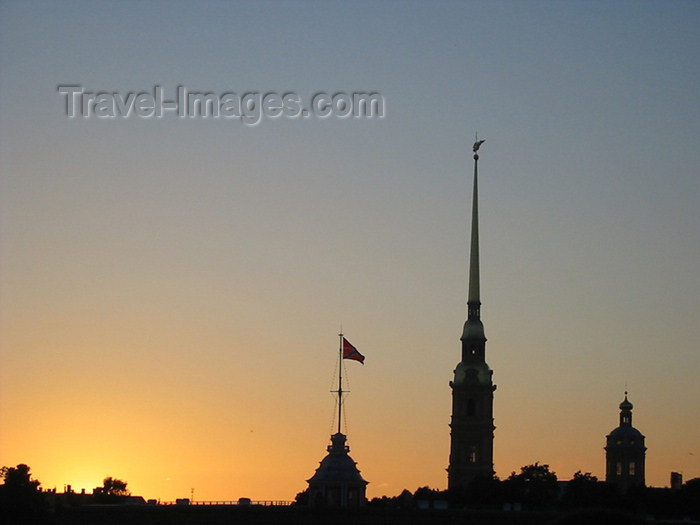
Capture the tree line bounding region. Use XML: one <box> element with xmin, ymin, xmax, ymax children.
<box><xmin>361</xmin><ymin>463</ymin><xmax>700</xmax><ymax>519</ymax></box>
<box><xmin>0</xmin><ymin>463</ymin><xmax>132</xmax><ymax>522</ymax></box>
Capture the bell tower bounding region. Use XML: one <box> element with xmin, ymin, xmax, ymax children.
<box><xmin>605</xmin><ymin>393</ymin><xmax>646</xmax><ymax>493</ymax></box>
<box><xmin>448</xmin><ymin>139</ymin><xmax>496</xmax><ymax>494</ymax></box>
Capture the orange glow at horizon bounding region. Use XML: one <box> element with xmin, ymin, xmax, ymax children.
<box><xmin>4</xmin><ymin>332</ymin><xmax>699</xmax><ymax>503</ymax></box>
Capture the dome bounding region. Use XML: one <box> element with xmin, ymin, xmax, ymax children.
<box><xmin>620</xmin><ymin>395</ymin><xmax>633</xmax><ymax>411</ymax></box>
<box><xmin>307</xmin><ymin>433</ymin><xmax>367</xmax><ymax>485</ymax></box>
<box><xmin>607</xmin><ymin>425</ymin><xmax>644</xmax><ymax>444</ymax></box>
<box><xmin>606</xmin><ymin>393</ymin><xmax>645</xmax><ymax>450</ymax></box>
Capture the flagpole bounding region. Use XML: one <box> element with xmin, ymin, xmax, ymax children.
<box><xmin>337</xmin><ymin>332</ymin><xmax>343</xmax><ymax>434</ymax></box>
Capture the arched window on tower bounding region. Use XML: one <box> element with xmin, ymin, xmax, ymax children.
<box><xmin>616</xmin><ymin>462</ymin><xmax>622</xmax><ymax>476</ymax></box>
<box><xmin>468</xmin><ymin>445</ymin><xmax>477</xmax><ymax>463</ymax></box>
<box><xmin>629</xmin><ymin>462</ymin><xmax>635</xmax><ymax>476</ymax></box>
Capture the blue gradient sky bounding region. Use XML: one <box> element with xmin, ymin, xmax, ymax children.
<box><xmin>1</xmin><ymin>0</ymin><xmax>699</xmax><ymax>501</ymax></box>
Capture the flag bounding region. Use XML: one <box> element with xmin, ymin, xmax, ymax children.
<box><xmin>342</xmin><ymin>337</ymin><xmax>365</xmax><ymax>364</ymax></box>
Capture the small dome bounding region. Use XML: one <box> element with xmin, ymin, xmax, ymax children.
<box><xmin>620</xmin><ymin>395</ymin><xmax>633</xmax><ymax>411</ymax></box>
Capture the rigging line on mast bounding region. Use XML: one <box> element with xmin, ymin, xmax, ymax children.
<box><xmin>329</xmin><ymin>350</ymin><xmax>340</xmax><ymax>391</ymax></box>
<box><xmin>340</xmin><ymin>354</ymin><xmax>351</xmax><ymax>435</ymax></box>
<box><xmin>327</xmin><ymin>344</ymin><xmax>342</xmax><ymax>436</ymax></box>
<box><xmin>342</xmin><ymin>391</ymin><xmax>350</xmax><ymax>435</ymax></box>
<box><xmin>328</xmin><ymin>399</ymin><xmax>338</xmax><ymax>437</ymax></box>
<box><xmin>342</xmin><ymin>354</ymin><xmax>351</xmax><ymax>391</ymax></box>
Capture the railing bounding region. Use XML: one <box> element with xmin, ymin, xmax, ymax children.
<box><xmin>160</xmin><ymin>500</ymin><xmax>292</xmax><ymax>506</ymax></box>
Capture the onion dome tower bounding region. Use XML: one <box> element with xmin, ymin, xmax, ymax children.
<box><xmin>448</xmin><ymin>138</ymin><xmax>496</xmax><ymax>494</ymax></box>
<box><xmin>605</xmin><ymin>392</ymin><xmax>646</xmax><ymax>492</ymax></box>
<box><xmin>306</xmin><ymin>335</ymin><xmax>368</xmax><ymax>508</ymax></box>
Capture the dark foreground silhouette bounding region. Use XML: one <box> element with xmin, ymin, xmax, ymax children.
<box><xmin>1</xmin><ymin>505</ymin><xmax>655</xmax><ymax>525</ymax></box>
<box><xmin>2</xmin><ymin>464</ymin><xmax>699</xmax><ymax>524</ymax></box>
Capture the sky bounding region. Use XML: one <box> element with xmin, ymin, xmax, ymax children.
<box><xmin>1</xmin><ymin>0</ymin><xmax>699</xmax><ymax>503</ymax></box>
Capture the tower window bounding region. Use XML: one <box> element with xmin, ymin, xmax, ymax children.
<box><xmin>629</xmin><ymin>462</ymin><xmax>635</xmax><ymax>476</ymax></box>
<box><xmin>468</xmin><ymin>446</ymin><xmax>477</xmax><ymax>463</ymax></box>
<box><xmin>616</xmin><ymin>462</ymin><xmax>622</xmax><ymax>476</ymax></box>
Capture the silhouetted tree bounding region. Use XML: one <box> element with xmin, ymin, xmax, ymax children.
<box><xmin>571</xmin><ymin>470</ymin><xmax>597</xmax><ymax>482</ymax></box>
<box><xmin>100</xmin><ymin>476</ymin><xmax>129</xmax><ymax>496</ymax></box>
<box><xmin>684</xmin><ymin>477</ymin><xmax>700</xmax><ymax>491</ymax></box>
<box><xmin>560</xmin><ymin>470</ymin><xmax>622</xmax><ymax>509</ymax></box>
<box><xmin>680</xmin><ymin>478</ymin><xmax>700</xmax><ymax>518</ymax></box>
<box><xmin>561</xmin><ymin>471</ymin><xmax>596</xmax><ymax>507</ymax></box>
<box><xmin>293</xmin><ymin>489</ymin><xmax>309</xmax><ymax>506</ymax></box>
<box><xmin>1</xmin><ymin>464</ymin><xmax>41</xmax><ymax>493</ymax></box>
<box><xmin>368</xmin><ymin>489</ymin><xmax>413</xmax><ymax>508</ymax></box>
<box><xmin>94</xmin><ymin>476</ymin><xmax>130</xmax><ymax>503</ymax></box>
<box><xmin>0</xmin><ymin>463</ymin><xmax>46</xmax><ymax>521</ymax></box>
<box><xmin>413</xmin><ymin>486</ymin><xmax>446</xmax><ymax>501</ymax></box>
<box><xmin>461</xmin><ymin>474</ymin><xmax>502</xmax><ymax>508</ymax></box>
<box><xmin>503</xmin><ymin>462</ymin><xmax>558</xmax><ymax>509</ymax></box>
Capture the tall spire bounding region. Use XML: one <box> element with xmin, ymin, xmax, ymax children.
<box><xmin>461</xmin><ymin>138</ymin><xmax>486</xmax><ymax>353</ymax></box>
<box><xmin>468</xmin><ymin>139</ymin><xmax>483</xmax><ymax>316</ymax></box>
<box><xmin>448</xmin><ymin>137</ymin><xmax>495</xmax><ymax>494</ymax></box>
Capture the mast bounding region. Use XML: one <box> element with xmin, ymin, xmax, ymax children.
<box><xmin>307</xmin><ymin>333</ymin><xmax>368</xmax><ymax>508</ymax></box>
<box><xmin>337</xmin><ymin>332</ymin><xmax>343</xmax><ymax>434</ymax></box>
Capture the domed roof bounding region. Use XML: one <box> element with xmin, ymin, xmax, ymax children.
<box><xmin>607</xmin><ymin>424</ymin><xmax>644</xmax><ymax>441</ymax></box>
<box><xmin>307</xmin><ymin>433</ymin><xmax>367</xmax><ymax>486</ymax></box>
<box><xmin>606</xmin><ymin>393</ymin><xmax>645</xmax><ymax>448</ymax></box>
<box><xmin>620</xmin><ymin>394</ymin><xmax>633</xmax><ymax>411</ymax></box>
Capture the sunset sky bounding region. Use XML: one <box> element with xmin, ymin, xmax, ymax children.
<box><xmin>1</xmin><ymin>0</ymin><xmax>699</xmax><ymax>502</ymax></box>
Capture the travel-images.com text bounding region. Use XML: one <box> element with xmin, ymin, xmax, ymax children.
<box><xmin>57</xmin><ymin>85</ymin><xmax>385</xmax><ymax>125</ymax></box>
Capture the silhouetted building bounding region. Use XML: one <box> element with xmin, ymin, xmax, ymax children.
<box><xmin>448</xmin><ymin>140</ymin><xmax>496</xmax><ymax>493</ymax></box>
<box><xmin>306</xmin><ymin>336</ymin><xmax>368</xmax><ymax>508</ymax></box>
<box><xmin>307</xmin><ymin>432</ymin><xmax>367</xmax><ymax>508</ymax></box>
<box><xmin>605</xmin><ymin>393</ymin><xmax>646</xmax><ymax>492</ymax></box>
<box><xmin>671</xmin><ymin>472</ymin><xmax>683</xmax><ymax>490</ymax></box>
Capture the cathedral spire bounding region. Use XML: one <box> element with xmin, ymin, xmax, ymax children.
<box><xmin>461</xmin><ymin>138</ymin><xmax>486</xmax><ymax>356</ymax></box>
<box><xmin>468</xmin><ymin>139</ymin><xmax>483</xmax><ymax>317</ymax></box>
<box><xmin>448</xmin><ymin>137</ymin><xmax>495</xmax><ymax>495</ymax></box>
